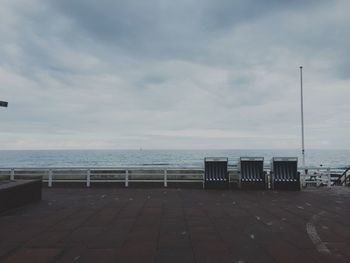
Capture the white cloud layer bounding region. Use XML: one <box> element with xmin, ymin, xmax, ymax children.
<box><xmin>1</xmin><ymin>0</ymin><xmax>350</xmax><ymax>149</ymax></box>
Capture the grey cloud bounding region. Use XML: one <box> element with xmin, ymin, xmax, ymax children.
<box><xmin>0</xmin><ymin>0</ymin><xmax>349</xmax><ymax>149</ymax></box>
<box><xmin>48</xmin><ymin>0</ymin><xmax>328</xmax><ymax>60</ymax></box>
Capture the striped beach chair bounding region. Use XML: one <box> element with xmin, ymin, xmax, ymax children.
<box><xmin>271</xmin><ymin>157</ymin><xmax>300</xmax><ymax>190</ymax></box>
<box><xmin>204</xmin><ymin>157</ymin><xmax>229</xmax><ymax>189</ymax></box>
<box><xmin>239</xmin><ymin>157</ymin><xmax>266</xmax><ymax>190</ymax></box>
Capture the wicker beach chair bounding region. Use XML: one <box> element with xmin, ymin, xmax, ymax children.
<box><xmin>204</xmin><ymin>157</ymin><xmax>229</xmax><ymax>189</ymax></box>
<box><xmin>239</xmin><ymin>157</ymin><xmax>266</xmax><ymax>190</ymax></box>
<box><xmin>271</xmin><ymin>157</ymin><xmax>300</xmax><ymax>190</ymax></box>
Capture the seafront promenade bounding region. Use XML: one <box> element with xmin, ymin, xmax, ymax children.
<box><xmin>0</xmin><ymin>187</ymin><xmax>349</xmax><ymax>262</ymax></box>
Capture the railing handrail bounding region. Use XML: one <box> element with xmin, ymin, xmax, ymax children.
<box><xmin>0</xmin><ymin>166</ymin><xmax>204</xmax><ymax>171</ymax></box>
<box><xmin>0</xmin><ymin>165</ymin><xmax>347</xmax><ymax>170</ymax></box>
<box><xmin>333</xmin><ymin>166</ymin><xmax>350</xmax><ymax>185</ymax></box>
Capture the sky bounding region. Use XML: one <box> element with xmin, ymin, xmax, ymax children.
<box><xmin>1</xmin><ymin>0</ymin><xmax>350</xmax><ymax>150</ymax></box>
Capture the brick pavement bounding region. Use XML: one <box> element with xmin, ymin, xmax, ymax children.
<box><xmin>0</xmin><ymin>187</ymin><xmax>349</xmax><ymax>263</ymax></box>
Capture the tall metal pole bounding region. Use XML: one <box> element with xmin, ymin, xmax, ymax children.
<box><xmin>300</xmin><ymin>66</ymin><xmax>305</xmax><ymax>169</ymax></box>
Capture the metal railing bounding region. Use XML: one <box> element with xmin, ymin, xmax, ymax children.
<box><xmin>332</xmin><ymin>166</ymin><xmax>350</xmax><ymax>186</ymax></box>
<box><xmin>300</xmin><ymin>166</ymin><xmax>350</xmax><ymax>187</ymax></box>
<box><xmin>0</xmin><ymin>167</ymin><xmax>207</xmax><ymax>188</ymax></box>
<box><xmin>0</xmin><ymin>165</ymin><xmax>348</xmax><ymax>188</ymax></box>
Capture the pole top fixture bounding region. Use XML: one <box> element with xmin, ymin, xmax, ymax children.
<box><xmin>0</xmin><ymin>101</ymin><xmax>8</xmax><ymax>107</ymax></box>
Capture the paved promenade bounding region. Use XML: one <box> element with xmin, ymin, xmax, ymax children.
<box><xmin>0</xmin><ymin>187</ymin><xmax>349</xmax><ymax>263</ymax></box>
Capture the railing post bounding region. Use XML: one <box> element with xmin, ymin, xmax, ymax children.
<box><xmin>237</xmin><ymin>171</ymin><xmax>241</xmax><ymax>189</ymax></box>
<box><xmin>48</xmin><ymin>169</ymin><xmax>53</xmax><ymax>187</ymax></box>
<box><xmin>10</xmin><ymin>169</ymin><xmax>15</xmax><ymax>181</ymax></box>
<box><xmin>125</xmin><ymin>170</ymin><xmax>129</xmax><ymax>187</ymax></box>
<box><xmin>269</xmin><ymin>171</ymin><xmax>273</xmax><ymax>190</ymax></box>
<box><xmin>300</xmin><ymin>171</ymin><xmax>305</xmax><ymax>189</ymax></box>
<box><xmin>327</xmin><ymin>168</ymin><xmax>331</xmax><ymax>188</ymax></box>
<box><xmin>164</xmin><ymin>169</ymin><xmax>167</xmax><ymax>187</ymax></box>
<box><xmin>87</xmin><ymin>169</ymin><xmax>91</xmax><ymax>188</ymax></box>
<box><xmin>202</xmin><ymin>172</ymin><xmax>205</xmax><ymax>189</ymax></box>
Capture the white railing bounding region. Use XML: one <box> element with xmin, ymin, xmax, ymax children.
<box><xmin>0</xmin><ymin>166</ymin><xmax>348</xmax><ymax>188</ymax></box>
<box><xmin>300</xmin><ymin>166</ymin><xmax>350</xmax><ymax>187</ymax></box>
<box><xmin>0</xmin><ymin>166</ymin><xmax>209</xmax><ymax>188</ymax></box>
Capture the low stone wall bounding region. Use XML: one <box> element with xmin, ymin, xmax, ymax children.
<box><xmin>0</xmin><ymin>180</ymin><xmax>42</xmax><ymax>213</ymax></box>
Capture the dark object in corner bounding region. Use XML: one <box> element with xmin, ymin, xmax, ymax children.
<box><xmin>0</xmin><ymin>101</ymin><xmax>8</xmax><ymax>107</ymax></box>
<box><xmin>0</xmin><ymin>180</ymin><xmax>42</xmax><ymax>214</ymax></box>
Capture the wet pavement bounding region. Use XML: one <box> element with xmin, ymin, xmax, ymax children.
<box><xmin>0</xmin><ymin>187</ymin><xmax>349</xmax><ymax>263</ymax></box>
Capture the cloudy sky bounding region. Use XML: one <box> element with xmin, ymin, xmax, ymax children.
<box><xmin>1</xmin><ymin>0</ymin><xmax>350</xmax><ymax>150</ymax></box>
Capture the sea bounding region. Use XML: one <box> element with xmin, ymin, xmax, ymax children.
<box><xmin>0</xmin><ymin>149</ymin><xmax>349</xmax><ymax>168</ymax></box>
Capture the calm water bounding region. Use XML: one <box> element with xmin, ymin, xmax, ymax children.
<box><xmin>0</xmin><ymin>149</ymin><xmax>349</xmax><ymax>168</ymax></box>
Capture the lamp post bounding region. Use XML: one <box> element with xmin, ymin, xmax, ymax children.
<box><xmin>0</xmin><ymin>101</ymin><xmax>8</xmax><ymax>108</ymax></box>
<box><xmin>299</xmin><ymin>67</ymin><xmax>305</xmax><ymax>171</ymax></box>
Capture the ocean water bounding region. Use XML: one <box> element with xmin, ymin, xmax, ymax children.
<box><xmin>0</xmin><ymin>149</ymin><xmax>349</xmax><ymax>168</ymax></box>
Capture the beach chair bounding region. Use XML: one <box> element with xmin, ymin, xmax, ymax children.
<box><xmin>239</xmin><ymin>157</ymin><xmax>266</xmax><ymax>190</ymax></box>
<box><xmin>271</xmin><ymin>157</ymin><xmax>300</xmax><ymax>190</ymax></box>
<box><xmin>204</xmin><ymin>157</ymin><xmax>229</xmax><ymax>189</ymax></box>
